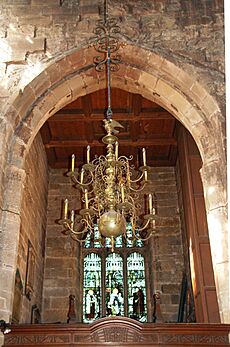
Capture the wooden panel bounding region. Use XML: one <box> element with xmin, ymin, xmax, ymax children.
<box><xmin>194</xmin><ymin>196</ymin><xmax>208</xmax><ymax>236</ymax></box>
<box><xmin>4</xmin><ymin>318</ymin><xmax>230</xmax><ymax>346</ymax></box>
<box><xmin>48</xmin><ymin>120</ymin><xmax>86</xmax><ymax>140</ymax></box>
<box><xmin>199</xmin><ymin>243</ymin><xmax>216</xmax><ymax>287</ymax></box>
<box><xmin>189</xmin><ymin>156</ymin><xmax>203</xmax><ymax>194</ymax></box>
<box><xmin>177</xmin><ymin>127</ymin><xmax>220</xmax><ymax>323</ymax></box>
<box><xmin>205</xmin><ymin>289</ymin><xmax>223</xmax><ymax>323</ymax></box>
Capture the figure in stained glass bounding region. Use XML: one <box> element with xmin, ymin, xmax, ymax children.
<box><xmin>133</xmin><ymin>287</ymin><xmax>145</xmax><ymax>318</ymax></box>
<box><xmin>108</xmin><ymin>288</ymin><xmax>123</xmax><ymax>316</ymax></box>
<box><xmin>85</xmin><ymin>289</ymin><xmax>98</xmax><ymax>319</ymax></box>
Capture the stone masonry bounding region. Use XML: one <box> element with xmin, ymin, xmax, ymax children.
<box><xmin>13</xmin><ymin>133</ymin><xmax>49</xmax><ymax>323</ymax></box>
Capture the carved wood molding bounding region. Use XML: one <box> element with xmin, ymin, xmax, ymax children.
<box><xmin>4</xmin><ymin>317</ymin><xmax>230</xmax><ymax>346</ymax></box>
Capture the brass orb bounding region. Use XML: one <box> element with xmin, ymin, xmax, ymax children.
<box><xmin>98</xmin><ymin>210</ymin><xmax>126</xmax><ymax>238</ymax></box>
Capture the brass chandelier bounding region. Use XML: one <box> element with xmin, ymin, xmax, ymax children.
<box><xmin>59</xmin><ymin>1</ymin><xmax>157</xmax><ymax>250</ymax></box>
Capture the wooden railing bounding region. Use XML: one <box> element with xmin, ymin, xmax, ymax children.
<box><xmin>3</xmin><ymin>317</ymin><xmax>230</xmax><ymax>347</ymax></box>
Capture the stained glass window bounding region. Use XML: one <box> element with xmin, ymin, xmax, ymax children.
<box><xmin>82</xmin><ymin>225</ymin><xmax>147</xmax><ymax>322</ymax></box>
<box><xmin>105</xmin><ymin>253</ymin><xmax>124</xmax><ymax>316</ymax></box>
<box><xmin>127</xmin><ymin>252</ymin><xmax>147</xmax><ymax>322</ymax></box>
<box><xmin>83</xmin><ymin>253</ymin><xmax>101</xmax><ymax>322</ymax></box>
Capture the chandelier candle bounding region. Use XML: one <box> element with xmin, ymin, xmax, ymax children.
<box><xmin>71</xmin><ymin>154</ymin><xmax>75</xmax><ymax>173</ymax></box>
<box><xmin>142</xmin><ymin>148</ymin><xmax>146</xmax><ymax>166</ymax></box>
<box><xmin>115</xmin><ymin>141</ymin><xmax>118</xmax><ymax>161</ymax></box>
<box><xmin>80</xmin><ymin>169</ymin><xmax>84</xmax><ymax>184</ymax></box>
<box><xmin>84</xmin><ymin>189</ymin><xmax>89</xmax><ymax>209</ymax></box>
<box><xmin>148</xmin><ymin>194</ymin><xmax>153</xmax><ymax>214</ymax></box>
<box><xmin>63</xmin><ymin>198</ymin><xmax>68</xmax><ymax>219</ymax></box>
<box><xmin>87</xmin><ymin>145</ymin><xmax>90</xmax><ymax>164</ymax></box>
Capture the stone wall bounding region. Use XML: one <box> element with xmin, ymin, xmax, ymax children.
<box><xmin>148</xmin><ymin>167</ymin><xmax>184</xmax><ymax>323</ymax></box>
<box><xmin>13</xmin><ymin>133</ymin><xmax>49</xmax><ymax>323</ymax></box>
<box><xmin>43</xmin><ymin>166</ymin><xmax>184</xmax><ymax>323</ymax></box>
<box><xmin>42</xmin><ymin>168</ymin><xmax>81</xmax><ymax>323</ymax></box>
<box><xmin>0</xmin><ymin>0</ymin><xmax>224</xmax><ymax>111</ymax></box>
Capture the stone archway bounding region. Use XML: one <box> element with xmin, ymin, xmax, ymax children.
<box><xmin>0</xmin><ymin>44</ymin><xmax>228</xmax><ymax>323</ymax></box>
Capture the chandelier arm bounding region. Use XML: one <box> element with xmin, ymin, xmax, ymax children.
<box><xmin>135</xmin><ymin>219</ymin><xmax>151</xmax><ymax>232</ymax></box>
<box><xmin>80</xmin><ymin>214</ymin><xmax>94</xmax><ymax>230</ymax></box>
<box><xmin>64</xmin><ymin>221</ymin><xmax>89</xmax><ymax>235</ymax></box>
<box><xmin>70</xmin><ymin>174</ymin><xmax>93</xmax><ymax>187</ymax></box>
<box><xmin>134</xmin><ymin>228</ymin><xmax>155</xmax><ymax>241</ymax></box>
<box><xmin>129</xmin><ymin>183</ymin><xmax>147</xmax><ymax>192</ymax></box>
<box><xmin>129</xmin><ymin>172</ymin><xmax>145</xmax><ymax>183</ymax></box>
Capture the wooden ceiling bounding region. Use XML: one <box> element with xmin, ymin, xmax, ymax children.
<box><xmin>40</xmin><ymin>88</ymin><xmax>179</xmax><ymax>168</ymax></box>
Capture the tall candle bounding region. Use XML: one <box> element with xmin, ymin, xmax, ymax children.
<box><xmin>142</xmin><ymin>148</ymin><xmax>146</xmax><ymax>166</ymax></box>
<box><xmin>71</xmin><ymin>209</ymin><xmax>75</xmax><ymax>228</ymax></box>
<box><xmin>121</xmin><ymin>184</ymin><xmax>125</xmax><ymax>202</ymax></box>
<box><xmin>71</xmin><ymin>154</ymin><xmax>75</xmax><ymax>172</ymax></box>
<box><xmin>80</xmin><ymin>169</ymin><xmax>84</xmax><ymax>184</ymax></box>
<box><xmin>84</xmin><ymin>189</ymin><xmax>89</xmax><ymax>209</ymax></box>
<box><xmin>87</xmin><ymin>145</ymin><xmax>90</xmax><ymax>164</ymax></box>
<box><xmin>148</xmin><ymin>193</ymin><xmax>152</xmax><ymax>214</ymax></box>
<box><xmin>115</xmin><ymin>141</ymin><xmax>118</xmax><ymax>160</ymax></box>
<box><xmin>64</xmin><ymin>198</ymin><xmax>68</xmax><ymax>219</ymax></box>
<box><xmin>144</xmin><ymin>169</ymin><xmax>148</xmax><ymax>182</ymax></box>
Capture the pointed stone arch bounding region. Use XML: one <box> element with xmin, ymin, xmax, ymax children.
<box><xmin>0</xmin><ymin>44</ymin><xmax>228</xmax><ymax>323</ymax></box>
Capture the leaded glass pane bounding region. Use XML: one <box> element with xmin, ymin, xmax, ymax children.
<box><xmin>93</xmin><ymin>225</ymin><xmax>101</xmax><ymax>248</ymax></box>
<box><xmin>127</xmin><ymin>252</ymin><xmax>147</xmax><ymax>322</ymax></box>
<box><xmin>105</xmin><ymin>253</ymin><xmax>124</xmax><ymax>316</ymax></box>
<box><xmin>126</xmin><ymin>223</ymin><xmax>133</xmax><ymax>247</ymax></box>
<box><xmin>115</xmin><ymin>234</ymin><xmax>123</xmax><ymax>247</ymax></box>
<box><xmin>135</xmin><ymin>230</ymin><xmax>144</xmax><ymax>247</ymax></box>
<box><xmin>84</xmin><ymin>232</ymin><xmax>91</xmax><ymax>248</ymax></box>
<box><xmin>105</xmin><ymin>235</ymin><xmax>123</xmax><ymax>248</ymax></box>
<box><xmin>126</xmin><ymin>223</ymin><xmax>144</xmax><ymax>248</ymax></box>
<box><xmin>83</xmin><ymin>253</ymin><xmax>101</xmax><ymax>322</ymax></box>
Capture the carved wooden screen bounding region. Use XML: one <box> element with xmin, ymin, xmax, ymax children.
<box><xmin>82</xmin><ymin>225</ymin><xmax>147</xmax><ymax>322</ymax></box>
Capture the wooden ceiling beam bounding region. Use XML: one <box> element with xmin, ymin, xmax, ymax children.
<box><xmin>48</xmin><ymin>112</ymin><xmax>173</xmax><ymax>122</ymax></box>
<box><xmin>45</xmin><ymin>138</ymin><xmax>177</xmax><ymax>148</ymax></box>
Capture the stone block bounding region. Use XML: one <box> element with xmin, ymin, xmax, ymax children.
<box><xmin>50</xmin><ymin>296</ymin><xmax>68</xmax><ymax>309</ymax></box>
<box><xmin>66</xmin><ymin>74</ymin><xmax>86</xmax><ymax>100</ymax></box>
<box><xmin>190</xmin><ymin>81</ymin><xmax>209</xmax><ymax>106</ymax></box>
<box><xmin>29</xmin><ymin>71</ymin><xmax>52</xmax><ymax>99</ymax></box>
<box><xmin>12</xmin><ymin>86</ymin><xmax>35</xmax><ymax>125</ymax></box>
<box><xmin>155</xmin><ymin>79</ymin><xmax>176</xmax><ymax>100</ymax></box>
<box><xmin>138</xmin><ymin>71</ymin><xmax>158</xmax><ymax>92</ymax></box>
<box><xmin>31</xmin><ymin>0</ymin><xmax>60</xmax><ymax>6</ymax></box>
<box><xmin>43</xmin><ymin>308</ymin><xmax>67</xmax><ymax>323</ymax></box>
<box><xmin>51</xmin><ymin>81</ymin><xmax>72</xmax><ymax>110</ymax></box>
<box><xmin>0</xmin><ymin>37</ymin><xmax>45</xmax><ymax>62</ymax></box>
